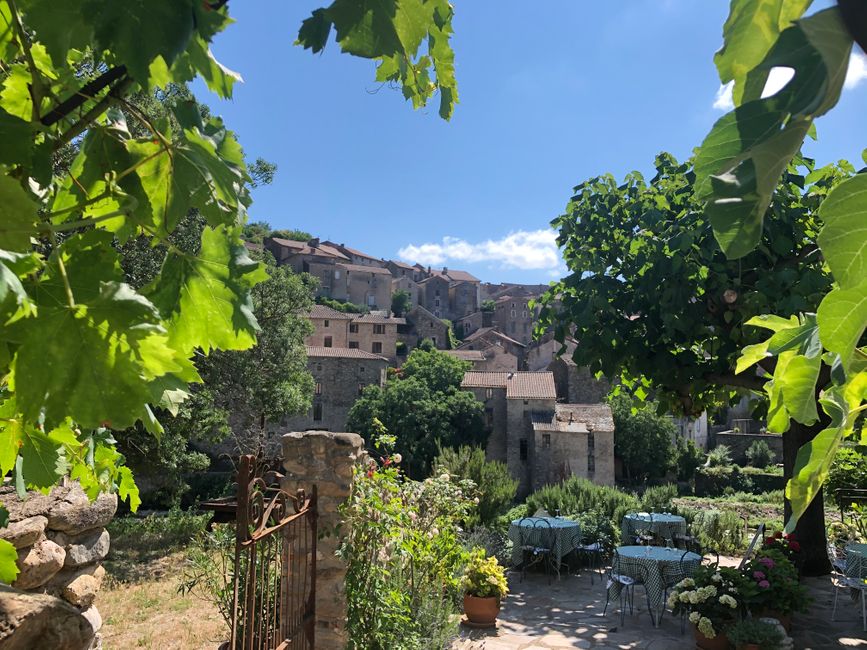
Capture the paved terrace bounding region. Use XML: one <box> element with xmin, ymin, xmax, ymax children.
<box><xmin>453</xmin><ymin>559</ymin><xmax>866</xmax><ymax>650</ymax></box>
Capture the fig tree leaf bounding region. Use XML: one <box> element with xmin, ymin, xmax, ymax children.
<box><xmin>817</xmin><ymin>280</ymin><xmax>867</xmax><ymax>365</ymax></box>
<box><xmin>785</xmin><ymin>425</ymin><xmax>845</xmax><ymax>532</ymax></box>
<box><xmin>817</xmin><ymin>172</ymin><xmax>867</xmax><ymax>290</ymax></box>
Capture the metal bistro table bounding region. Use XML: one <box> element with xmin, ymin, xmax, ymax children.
<box><xmin>621</xmin><ymin>512</ymin><xmax>687</xmax><ymax>545</ymax></box>
<box><xmin>608</xmin><ymin>545</ymin><xmax>701</xmax><ymax>625</ymax></box>
<box><xmin>509</xmin><ymin>517</ymin><xmax>581</xmax><ymax>570</ymax></box>
<box><xmin>846</xmin><ymin>543</ymin><xmax>867</xmax><ymax>579</ymax></box>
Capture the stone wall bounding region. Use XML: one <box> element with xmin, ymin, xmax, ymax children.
<box><xmin>712</xmin><ymin>431</ymin><xmax>783</xmax><ymax>464</ymax></box>
<box><xmin>281</xmin><ymin>431</ymin><xmax>364</xmax><ymax>650</ymax></box>
<box><xmin>0</xmin><ymin>483</ymin><xmax>116</xmax><ymax>649</ymax></box>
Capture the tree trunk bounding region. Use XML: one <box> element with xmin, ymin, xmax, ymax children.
<box><xmin>782</xmin><ymin>420</ymin><xmax>830</xmax><ymax>576</ymax></box>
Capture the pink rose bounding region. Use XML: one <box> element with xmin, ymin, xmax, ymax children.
<box><xmin>753</xmin><ymin>571</ymin><xmax>765</xmax><ymax>580</ymax></box>
<box><xmin>758</xmin><ymin>580</ymin><xmax>770</xmax><ymax>589</ymax></box>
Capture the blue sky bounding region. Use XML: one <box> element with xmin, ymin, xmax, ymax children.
<box><xmin>198</xmin><ymin>1</ymin><xmax>867</xmax><ymax>284</ymax></box>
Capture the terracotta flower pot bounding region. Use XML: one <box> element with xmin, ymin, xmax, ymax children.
<box><xmin>692</xmin><ymin>624</ymin><xmax>729</xmax><ymax>650</ymax></box>
<box><xmin>463</xmin><ymin>594</ymin><xmax>500</xmax><ymax>628</ymax></box>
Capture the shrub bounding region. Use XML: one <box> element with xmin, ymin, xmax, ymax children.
<box><xmin>690</xmin><ymin>509</ymin><xmax>745</xmax><ymax>554</ymax></box>
<box><xmin>827</xmin><ymin>446</ymin><xmax>867</xmax><ymax>502</ymax></box>
<box><xmin>695</xmin><ymin>466</ymin><xmax>784</xmax><ymax>497</ymax></box>
<box><xmin>434</xmin><ymin>446</ymin><xmax>518</xmax><ymax>525</ymax></box>
<box><xmin>726</xmin><ymin>618</ymin><xmax>784</xmax><ymax>650</ymax></box>
<box><xmin>495</xmin><ymin>504</ymin><xmax>531</xmax><ymax>534</ymax></box>
<box><xmin>745</xmin><ymin>440</ymin><xmax>774</xmax><ymax>468</ymax></box>
<box><xmin>575</xmin><ymin>509</ymin><xmax>617</xmax><ymax>553</ymax></box>
<box><xmin>461</xmin><ymin>548</ymin><xmax>508</xmax><ymax>599</ymax></box>
<box><xmin>609</xmin><ymin>395</ymin><xmax>676</xmax><ymax>481</ymax></box>
<box><xmin>462</xmin><ymin>526</ymin><xmax>513</xmax><ymax>568</ymax></box>
<box><xmin>675</xmin><ymin>438</ymin><xmax>704</xmax><ymax>482</ymax></box>
<box><xmin>706</xmin><ymin>444</ymin><xmax>733</xmax><ymax>467</ymax></box>
<box><xmin>640</xmin><ymin>484</ymin><xmax>678</xmax><ymax>513</ymax></box>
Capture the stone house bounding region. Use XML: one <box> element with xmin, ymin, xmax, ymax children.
<box><xmin>347</xmin><ymin>313</ymin><xmax>405</xmax><ymax>362</ymax></box>
<box><xmin>306</xmin><ymin>304</ymin><xmax>354</xmax><ymax>348</ymax></box>
<box><xmin>459</xmin><ymin>327</ymin><xmax>526</xmax><ymax>369</ymax></box>
<box><xmin>386</xmin><ymin>259</ymin><xmax>423</xmax><ymax>282</ymax></box>
<box><xmin>480</xmin><ymin>282</ymin><xmax>549</xmax><ymax>302</ymax></box>
<box><xmin>444</xmin><ymin>349</ymin><xmax>486</xmax><ymax>367</ymax></box>
<box><xmin>460</xmin><ymin>371</ymin><xmax>614</xmax><ymax>497</ymax></box>
<box><xmin>391</xmin><ymin>275</ymin><xmax>420</xmax><ymax>313</ymax></box>
<box><xmin>526</xmin><ymin>333</ymin><xmax>576</xmax><ymax>371</ymax></box>
<box><xmin>398</xmin><ymin>305</ymin><xmax>449</xmax><ymax>352</ymax></box>
<box><xmin>279</xmin><ymin>346</ymin><xmax>388</xmax><ymax>433</ymax></box>
<box><xmin>332</xmin><ymin>263</ymin><xmax>392</xmax><ymax>310</ymax></box>
<box><xmin>492</xmin><ymin>294</ymin><xmax>539</xmax><ymax>344</ymax></box>
<box><xmin>447</xmin><ymin>345</ymin><xmax>517</xmax><ymax>371</ymax></box>
<box><xmin>417</xmin><ymin>275</ymin><xmax>450</xmax><ymax>319</ymax></box>
<box><xmin>264</xmin><ymin>237</ymin><xmax>348</xmax><ymax>298</ymax></box>
<box><xmin>547</xmin><ymin>357</ymin><xmax>610</xmax><ymax>404</ymax></box>
<box><xmin>322</xmin><ymin>241</ymin><xmax>387</xmax><ymax>268</ymax></box>
<box><xmin>455</xmin><ymin>310</ymin><xmax>488</xmax><ymax>339</ymax></box>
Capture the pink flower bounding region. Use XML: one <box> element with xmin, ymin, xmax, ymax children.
<box><xmin>758</xmin><ymin>580</ymin><xmax>770</xmax><ymax>589</ymax></box>
<box><xmin>759</xmin><ymin>557</ymin><xmax>775</xmax><ymax>568</ymax></box>
<box><xmin>753</xmin><ymin>571</ymin><xmax>766</xmax><ymax>580</ymax></box>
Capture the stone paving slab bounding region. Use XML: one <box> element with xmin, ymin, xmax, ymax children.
<box><xmin>453</xmin><ymin>561</ymin><xmax>867</xmax><ymax>650</ymax></box>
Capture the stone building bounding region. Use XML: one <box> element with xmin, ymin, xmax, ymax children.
<box><xmin>526</xmin><ymin>333</ymin><xmax>576</xmax><ymax>371</ymax></box>
<box><xmin>386</xmin><ymin>259</ymin><xmax>423</xmax><ymax>282</ymax></box>
<box><xmin>480</xmin><ymin>282</ymin><xmax>549</xmax><ymax>302</ymax></box>
<box><xmin>398</xmin><ymin>305</ymin><xmax>449</xmax><ymax>351</ymax></box>
<box><xmin>264</xmin><ymin>237</ymin><xmax>348</xmax><ymax>298</ymax></box>
<box><xmin>417</xmin><ymin>275</ymin><xmax>450</xmax><ymax>319</ymax></box>
<box><xmin>446</xmin><ymin>346</ymin><xmax>516</xmax><ymax>371</ymax></box>
<box><xmin>492</xmin><ymin>294</ymin><xmax>539</xmax><ymax>344</ymax></box>
<box><xmin>306</xmin><ymin>304</ymin><xmax>354</xmax><ymax>348</ymax></box>
<box><xmin>279</xmin><ymin>346</ymin><xmax>387</xmax><ymax>433</ymax></box>
<box><xmin>391</xmin><ymin>275</ymin><xmax>420</xmax><ymax>312</ymax></box>
<box><xmin>322</xmin><ymin>241</ymin><xmax>387</xmax><ymax>268</ymax></box>
<box><xmin>306</xmin><ymin>306</ymin><xmax>404</xmax><ymax>362</ymax></box>
<box><xmin>548</xmin><ymin>357</ymin><xmax>610</xmax><ymax>404</ymax></box>
<box><xmin>459</xmin><ymin>327</ymin><xmax>526</xmax><ymax>369</ymax></box>
<box><xmin>455</xmin><ymin>310</ymin><xmax>488</xmax><ymax>339</ymax></box>
<box><xmin>448</xmin><ymin>280</ymin><xmax>479</xmax><ymax>320</ymax></box>
<box><xmin>460</xmin><ymin>371</ymin><xmax>614</xmax><ymax>497</ymax></box>
<box><xmin>332</xmin><ymin>263</ymin><xmax>392</xmax><ymax>310</ymax></box>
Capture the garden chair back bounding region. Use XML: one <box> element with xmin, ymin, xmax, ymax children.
<box><xmin>828</xmin><ymin>543</ymin><xmax>867</xmax><ymax>631</ymax></box>
<box><xmin>737</xmin><ymin>522</ymin><xmax>765</xmax><ymax>570</ymax></box>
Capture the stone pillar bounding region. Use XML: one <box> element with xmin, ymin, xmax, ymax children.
<box><xmin>281</xmin><ymin>431</ymin><xmax>364</xmax><ymax>650</ymax></box>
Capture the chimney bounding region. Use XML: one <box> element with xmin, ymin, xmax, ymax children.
<box><xmin>443</xmin><ymin>266</ymin><xmax>448</xmax><ymax>274</ymax></box>
<box><xmin>427</xmin><ymin>266</ymin><xmax>431</xmax><ymax>274</ymax></box>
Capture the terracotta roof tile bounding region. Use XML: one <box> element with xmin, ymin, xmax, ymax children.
<box><xmin>351</xmin><ymin>314</ymin><xmax>406</xmax><ymax>324</ymax></box>
<box><xmin>445</xmin><ymin>350</ymin><xmax>486</xmax><ymax>362</ymax></box>
<box><xmin>309</xmin><ymin>305</ymin><xmax>357</xmax><ymax>320</ymax></box>
<box><xmin>306</xmin><ymin>346</ymin><xmax>387</xmax><ymax>361</ymax></box>
<box><xmin>461</xmin><ymin>371</ymin><xmax>556</xmax><ymax>399</ymax></box>
<box><xmin>337</xmin><ymin>263</ymin><xmax>392</xmax><ymax>275</ymax></box>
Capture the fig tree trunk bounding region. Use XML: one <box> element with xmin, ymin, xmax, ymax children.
<box><xmin>783</xmin><ymin>419</ymin><xmax>831</xmax><ymax>576</ymax></box>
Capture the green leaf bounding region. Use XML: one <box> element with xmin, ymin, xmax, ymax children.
<box><xmin>19</xmin><ymin>0</ymin><xmax>91</xmax><ymax>66</ymax></box>
<box><xmin>117</xmin><ymin>465</ymin><xmax>140</xmax><ymax>512</ymax></box>
<box><xmin>186</xmin><ymin>37</ymin><xmax>242</xmax><ymax>100</ymax></box>
<box><xmin>0</xmin><ymin>539</ymin><xmax>19</xmax><ymax>583</ymax></box>
<box><xmin>736</xmin><ymin>340</ymin><xmax>770</xmax><ymax>374</ymax></box>
<box><xmin>0</xmin><ymin>108</ymin><xmax>34</xmax><ymax>167</ymax></box>
<box><xmin>817</xmin><ymin>280</ymin><xmax>867</xmax><ymax>364</ymax></box>
<box><xmin>0</xmin><ymin>505</ymin><xmax>8</xmax><ymax>528</ymax></box>
<box><xmin>85</xmin><ymin>0</ymin><xmax>195</xmax><ymax>85</ymax></box>
<box><xmin>0</xmin><ymin>400</ymin><xmax>24</xmax><ymax>477</ymax></box>
<box><xmin>20</xmin><ymin>428</ymin><xmax>64</xmax><ymax>490</ymax></box>
<box><xmin>0</xmin><ymin>250</ymin><xmax>39</xmax><ymax>324</ymax></box>
<box><xmin>0</xmin><ymin>175</ymin><xmax>39</xmax><ymax>252</ymax></box>
<box><xmin>147</xmin><ymin>225</ymin><xmax>267</xmax><ymax>355</ymax></box>
<box><xmin>714</xmin><ymin>0</ymin><xmax>813</xmax><ymax>105</ymax></box>
<box><xmin>785</xmin><ymin>426</ymin><xmax>845</xmax><ymax>531</ymax></box>
<box><xmin>296</xmin><ymin>8</ymin><xmax>331</xmax><ymax>52</ymax></box>
<box><xmin>817</xmin><ymin>172</ymin><xmax>867</xmax><ymax>289</ymax></box>
<box><xmin>744</xmin><ymin>314</ymin><xmax>799</xmax><ymax>332</ymax></box>
<box><xmin>777</xmin><ymin>353</ymin><xmax>820</xmax><ymax>424</ymax></box>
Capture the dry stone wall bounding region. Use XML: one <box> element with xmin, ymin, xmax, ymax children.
<box><xmin>0</xmin><ymin>483</ymin><xmax>115</xmax><ymax>650</ymax></box>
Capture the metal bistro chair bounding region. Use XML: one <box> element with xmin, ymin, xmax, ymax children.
<box><xmin>630</xmin><ymin>513</ymin><xmax>655</xmax><ymax>546</ymax></box>
<box><xmin>829</xmin><ymin>543</ymin><xmax>867</xmax><ymax>632</ymax></box>
<box><xmin>519</xmin><ymin>517</ymin><xmax>556</xmax><ymax>584</ymax></box>
<box><xmin>570</xmin><ymin>530</ymin><xmax>605</xmax><ymax>585</ymax></box>
<box><xmin>604</xmin><ymin>550</ymin><xmax>654</xmax><ymax>626</ymax></box>
<box><xmin>737</xmin><ymin>522</ymin><xmax>766</xmax><ymax>570</ymax></box>
<box><xmin>701</xmin><ymin>547</ymin><xmax>721</xmax><ymax>568</ymax></box>
<box><xmin>660</xmin><ymin>549</ymin><xmax>701</xmax><ymax>633</ymax></box>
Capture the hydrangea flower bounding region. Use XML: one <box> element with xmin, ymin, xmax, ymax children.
<box><xmin>697</xmin><ymin>616</ymin><xmax>716</xmax><ymax>638</ymax></box>
<box><xmin>753</xmin><ymin>570</ymin><xmax>766</xmax><ymax>580</ymax></box>
<box><xmin>758</xmin><ymin>580</ymin><xmax>770</xmax><ymax>589</ymax></box>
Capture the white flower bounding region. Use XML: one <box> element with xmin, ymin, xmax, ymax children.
<box><xmin>689</xmin><ymin>612</ymin><xmax>701</xmax><ymax>624</ymax></box>
<box><xmin>439</xmin><ymin>473</ymin><xmax>450</xmax><ymax>482</ymax></box>
<box><xmin>473</xmin><ymin>497</ymin><xmax>480</xmax><ymax>504</ymax></box>
<box><xmin>719</xmin><ymin>594</ymin><xmax>738</xmax><ymax>609</ymax></box>
<box><xmin>392</xmin><ymin>453</ymin><xmax>402</xmax><ymax>464</ymax></box>
<box><xmin>697</xmin><ymin>616</ymin><xmax>716</xmax><ymax>638</ymax></box>
<box><xmin>711</xmin><ymin>573</ymin><xmax>722</xmax><ymax>582</ymax></box>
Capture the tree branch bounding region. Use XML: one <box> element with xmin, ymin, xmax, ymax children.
<box><xmin>704</xmin><ymin>372</ymin><xmax>768</xmax><ymax>392</ymax></box>
<box><xmin>53</xmin><ymin>77</ymin><xmax>133</xmax><ymax>152</ymax></box>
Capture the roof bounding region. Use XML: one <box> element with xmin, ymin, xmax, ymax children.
<box><xmin>352</xmin><ymin>314</ymin><xmax>406</xmax><ymax>324</ymax></box>
<box><xmin>269</xmin><ymin>238</ymin><xmax>349</xmax><ymax>260</ymax></box>
<box><xmin>530</xmin><ymin>409</ymin><xmax>589</xmax><ymax>434</ymax></box>
<box><xmin>244</xmin><ymin>241</ymin><xmax>263</xmax><ymax>251</ymax></box>
<box><xmin>306</xmin><ymin>346</ymin><xmax>387</xmax><ymax>361</ymax></box>
<box><xmin>552</xmin><ymin>404</ymin><xmax>614</xmax><ymax>432</ymax></box>
<box><xmin>389</xmin><ymin>259</ymin><xmax>415</xmax><ymax>270</ymax></box>
<box><xmin>336</xmin><ymin>263</ymin><xmax>392</xmax><ymax>276</ymax></box>
<box><xmin>309</xmin><ymin>304</ymin><xmax>357</xmax><ymax>320</ymax></box>
<box><xmin>432</xmin><ymin>268</ymin><xmax>480</xmax><ymax>283</ymax></box>
<box><xmin>461</xmin><ymin>371</ymin><xmax>556</xmax><ymax>400</ymax></box>
<box><xmin>417</xmin><ymin>275</ymin><xmax>448</xmax><ymax>285</ymax></box>
<box><xmin>463</xmin><ymin>327</ymin><xmax>526</xmax><ymax>348</ymax></box>
<box><xmin>445</xmin><ymin>349</ymin><xmax>486</xmax><ymax>362</ymax></box>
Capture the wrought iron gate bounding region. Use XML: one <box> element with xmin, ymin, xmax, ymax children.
<box><xmin>230</xmin><ymin>455</ymin><xmax>317</xmax><ymax>649</ymax></box>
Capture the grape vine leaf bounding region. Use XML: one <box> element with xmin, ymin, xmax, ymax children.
<box><xmin>19</xmin><ymin>0</ymin><xmax>91</xmax><ymax>66</ymax></box>
<box><xmin>19</xmin><ymin>427</ymin><xmax>65</xmax><ymax>491</ymax></box>
<box><xmin>0</xmin><ymin>175</ymin><xmax>39</xmax><ymax>252</ymax></box>
<box><xmin>0</xmin><ymin>400</ymin><xmax>24</xmax><ymax>476</ymax></box>
<box><xmin>0</xmin><ymin>539</ymin><xmax>19</xmax><ymax>583</ymax></box>
<box><xmin>0</xmin><ymin>108</ymin><xmax>34</xmax><ymax>167</ymax></box>
<box><xmin>117</xmin><ymin>466</ymin><xmax>140</xmax><ymax>512</ymax></box>
<box><xmin>147</xmin><ymin>224</ymin><xmax>267</xmax><ymax>355</ymax></box>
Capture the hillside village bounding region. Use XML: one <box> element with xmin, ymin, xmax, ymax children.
<box><xmin>244</xmin><ymin>234</ymin><xmax>621</xmax><ymax>495</ymax></box>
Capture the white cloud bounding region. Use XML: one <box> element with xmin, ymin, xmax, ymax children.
<box><xmin>711</xmin><ymin>53</ymin><xmax>867</xmax><ymax>110</ymax></box>
<box><xmin>845</xmin><ymin>52</ymin><xmax>867</xmax><ymax>90</ymax></box>
<box><xmin>398</xmin><ymin>230</ymin><xmax>561</xmax><ymax>271</ymax></box>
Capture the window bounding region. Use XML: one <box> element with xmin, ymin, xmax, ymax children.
<box><xmin>334</xmin><ymin>270</ymin><xmax>341</xmax><ymax>279</ymax></box>
<box><xmin>313</xmin><ymin>403</ymin><xmax>322</xmax><ymax>421</ymax></box>
<box><xmin>316</xmin><ymin>363</ymin><xmax>322</xmax><ymax>372</ymax></box>
<box><xmin>314</xmin><ymin>382</ymin><xmax>322</xmax><ymax>395</ymax></box>
<box><xmin>358</xmin><ymin>383</ymin><xmax>365</xmax><ymax>396</ymax></box>
<box><xmin>522</xmin><ymin>311</ymin><xmax>527</xmax><ymax>318</ymax></box>
<box><xmin>484</xmin><ymin>408</ymin><xmax>494</xmax><ymax>427</ymax></box>
<box><xmin>510</xmin><ymin>310</ymin><xmax>516</xmax><ymax>318</ymax></box>
<box><xmin>430</xmin><ymin>336</ymin><xmax>437</xmax><ymax>346</ymax></box>
<box><xmin>324</xmin><ymin>336</ymin><xmax>332</xmax><ymax>348</ymax></box>
<box><xmin>324</xmin><ymin>319</ymin><xmax>330</xmax><ymax>327</ymax></box>
<box><xmin>588</xmin><ymin>432</ymin><xmax>595</xmax><ymax>472</ymax></box>
<box><xmin>485</xmin><ymin>388</ymin><xmax>493</xmax><ymax>399</ymax></box>
<box><xmin>359</xmin><ymin>366</ymin><xmax>365</xmax><ymax>372</ymax></box>
<box><xmin>435</xmin><ymin>289</ymin><xmax>441</xmax><ymax>297</ymax></box>
<box><xmin>372</xmin><ymin>342</ymin><xmax>382</xmax><ymax>354</ymax></box>
<box><xmin>511</xmin><ymin>302</ymin><xmax>516</xmax><ymax>308</ymax></box>
<box><xmin>373</xmin><ymin>324</ymin><xmax>384</xmax><ymax>334</ymax></box>
<box><xmin>348</xmin><ymin>341</ymin><xmax>359</xmax><ymax>349</ymax></box>
<box><xmin>429</xmin><ymin>322</ymin><xmax>434</xmax><ymax>328</ymax></box>
<box><xmin>367</xmin><ymin>294</ymin><xmax>375</xmax><ymax>306</ymax></box>
<box><xmin>519</xmin><ymin>439</ymin><xmax>528</xmax><ymax>461</ymax></box>
<box><xmin>435</xmin><ymin>298</ymin><xmax>440</xmax><ymax>307</ymax></box>
<box><xmin>542</xmin><ymin>434</ymin><xmax>551</xmax><ymax>448</ymax></box>
<box><xmin>350</xmin><ymin>323</ymin><xmax>358</xmax><ymax>333</ymax></box>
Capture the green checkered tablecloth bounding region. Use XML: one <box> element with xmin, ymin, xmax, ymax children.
<box><xmin>509</xmin><ymin>517</ymin><xmax>581</xmax><ymax>567</ymax></box>
<box><xmin>621</xmin><ymin>513</ymin><xmax>687</xmax><ymax>544</ymax></box>
<box><xmin>607</xmin><ymin>545</ymin><xmax>701</xmax><ymax>623</ymax></box>
<box><xmin>846</xmin><ymin>543</ymin><xmax>867</xmax><ymax>579</ymax></box>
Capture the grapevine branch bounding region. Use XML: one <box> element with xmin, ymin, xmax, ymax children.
<box><xmin>53</xmin><ymin>76</ymin><xmax>134</xmax><ymax>152</ymax></box>
<box><xmin>41</xmin><ymin>65</ymin><xmax>128</xmax><ymax>127</ymax></box>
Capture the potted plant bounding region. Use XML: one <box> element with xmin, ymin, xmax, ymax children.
<box><xmin>461</xmin><ymin>547</ymin><xmax>508</xmax><ymax>628</ymax></box>
<box><xmin>761</xmin><ymin>531</ymin><xmax>803</xmax><ymax>573</ymax></box>
<box><xmin>727</xmin><ymin>618</ymin><xmax>785</xmax><ymax>650</ymax></box>
<box><xmin>667</xmin><ymin>564</ymin><xmax>745</xmax><ymax>650</ymax></box>
<box><xmin>740</xmin><ymin>549</ymin><xmax>808</xmax><ymax>631</ymax></box>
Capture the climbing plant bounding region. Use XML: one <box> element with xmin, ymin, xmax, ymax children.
<box><xmin>0</xmin><ymin>0</ymin><xmax>457</xmax><ymax>582</ymax></box>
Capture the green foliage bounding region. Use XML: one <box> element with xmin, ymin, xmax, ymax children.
<box><xmin>481</xmin><ymin>299</ymin><xmax>496</xmax><ymax>313</ymax></box>
<box><xmin>348</xmin><ymin>348</ymin><xmax>484</xmax><ymax>477</ymax></box>
<box><xmin>461</xmin><ymin>526</ymin><xmax>512</xmax><ymax>568</ymax></box>
<box><xmin>434</xmin><ymin>446</ymin><xmax>517</xmax><ymax>525</ymax></box>
<box><xmin>315</xmin><ymin>295</ymin><xmax>367</xmax><ymax>314</ymax></box>
<box><xmin>826</xmin><ymin>445</ymin><xmax>867</xmax><ymax>501</ymax></box>
<box><xmin>441</xmin><ymin>318</ymin><xmax>460</xmax><ymax>348</ymax></box>
<box><xmin>574</xmin><ymin>509</ymin><xmax>617</xmax><ymax>553</ymax></box>
<box><xmin>391</xmin><ymin>288</ymin><xmax>411</xmax><ymax>316</ymax></box>
<box><xmin>461</xmin><ymin>547</ymin><xmax>508</xmax><ymax>599</ymax></box>
<box><xmin>525</xmin><ymin>476</ymin><xmax>638</xmax><ymax>542</ymax></box>
<box><xmin>178</xmin><ymin>522</ymin><xmax>236</xmax><ymax>629</ymax></box>
<box><xmin>740</xmin><ymin>548</ymin><xmax>809</xmax><ymax>615</ymax></box>
<box><xmin>690</xmin><ymin>509</ymin><xmax>746</xmax><ymax>554</ymax></box>
<box><xmin>639</xmin><ymin>484</ymin><xmax>677</xmax><ymax>513</ymax></box>
<box><xmin>495</xmin><ymin>504</ymin><xmax>531</xmax><ymax>534</ymax></box>
<box><xmin>296</xmin><ymin>0</ymin><xmax>459</xmax><ymax>119</ymax></box>
<box><xmin>675</xmin><ymin>438</ymin><xmax>705</xmax><ymax>482</ymax></box>
<box><xmin>609</xmin><ymin>395</ymin><xmax>676</xmax><ymax>481</ymax></box>
<box><xmin>726</xmin><ymin>618</ymin><xmax>785</xmax><ymax>650</ymax></box>
<box><xmin>695</xmin><ymin>465</ymin><xmax>785</xmax><ymax>498</ymax></box>
<box><xmin>339</xmin><ymin>436</ymin><xmax>473</xmax><ymax>649</ymax></box>
<box><xmin>707</xmin><ymin>444</ymin><xmax>733</xmax><ymax>467</ymax></box>
<box><xmin>746</xmin><ymin>440</ymin><xmax>774</xmax><ymax>468</ymax></box>
<box><xmin>241</xmin><ymin>220</ymin><xmax>310</xmax><ymax>245</ymax></box>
